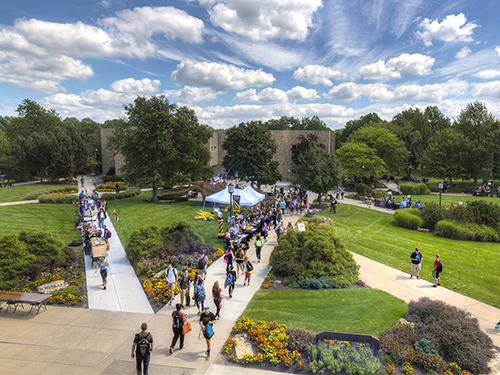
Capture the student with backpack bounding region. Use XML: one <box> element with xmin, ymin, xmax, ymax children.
<box><xmin>225</xmin><ymin>265</ymin><xmax>237</xmax><ymax>298</ymax></box>
<box><xmin>102</xmin><ymin>225</ymin><xmax>112</xmax><ymax>251</ymax></box>
<box><xmin>224</xmin><ymin>244</ymin><xmax>234</xmax><ymax>273</ymax></box>
<box><xmin>178</xmin><ymin>269</ymin><xmax>191</xmax><ymax>307</ymax></box>
<box><xmin>131</xmin><ymin>322</ymin><xmax>153</xmax><ymax>375</ymax></box>
<box><xmin>165</xmin><ymin>264</ymin><xmax>178</xmax><ymax>305</ymax></box>
<box><xmin>194</xmin><ymin>275</ymin><xmax>206</xmax><ymax>314</ymax></box>
<box><xmin>198</xmin><ymin>254</ymin><xmax>208</xmax><ymax>280</ymax></box>
<box><xmin>243</xmin><ymin>256</ymin><xmax>254</xmax><ymax>286</ymax></box>
<box><xmin>169</xmin><ymin>303</ymin><xmax>187</xmax><ymax>354</ymax></box>
<box><xmin>254</xmin><ymin>235</ymin><xmax>263</xmax><ymax>263</ymax></box>
<box><xmin>432</xmin><ymin>254</ymin><xmax>442</xmax><ymax>287</ymax></box>
<box><xmin>199</xmin><ymin>306</ymin><xmax>216</xmax><ymax>360</ymax></box>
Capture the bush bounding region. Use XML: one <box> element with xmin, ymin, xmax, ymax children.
<box><xmin>0</xmin><ymin>235</ymin><xmax>36</xmax><ymax>290</ymax></box>
<box><xmin>160</xmin><ymin>221</ymin><xmax>202</xmax><ymax>244</ymax></box>
<box><xmin>394</xmin><ymin>211</ymin><xmax>423</xmax><ymax>230</ymax></box>
<box><xmin>289</xmin><ymin>275</ymin><xmax>333</xmax><ymax>289</ymax></box>
<box><xmin>195</xmin><ymin>181</ymin><xmax>227</xmax><ymax>197</ymax></box>
<box><xmin>96</xmin><ymin>183</ymin><xmax>128</xmax><ymax>191</ymax></box>
<box><xmin>287</xmin><ymin>328</ymin><xmax>314</xmax><ymax>352</ymax></box>
<box><xmin>399</xmin><ymin>183</ymin><xmax>430</xmax><ymax>195</ymax></box>
<box><xmin>101</xmin><ymin>187</ymin><xmax>141</xmax><ymax>200</ymax></box>
<box><xmin>26</xmin><ymin>185</ymin><xmax>77</xmax><ymax>200</ymax></box>
<box><xmin>18</xmin><ymin>231</ymin><xmax>64</xmax><ymax>257</ymax></box>
<box><xmin>420</xmin><ymin>203</ymin><xmax>445</xmax><ymax>231</ymax></box>
<box><xmin>436</xmin><ymin>220</ymin><xmax>500</xmax><ymax>242</ymax></box>
<box><xmin>414</xmin><ymin>338</ymin><xmax>439</xmax><ymax>356</ymax></box>
<box><xmin>269</xmin><ymin>225</ymin><xmax>359</xmax><ymax>288</ymax></box>
<box><xmin>356</xmin><ymin>183</ymin><xmax>374</xmax><ymax>197</ymax></box>
<box><xmin>38</xmin><ymin>194</ymin><xmax>79</xmax><ymax>204</ymax></box>
<box><xmin>126</xmin><ymin>226</ymin><xmax>164</xmax><ymax>264</ymax></box>
<box><xmin>405</xmin><ymin>297</ymin><xmax>494</xmax><ymax>374</ymax></box>
<box><xmin>100</xmin><ymin>174</ymin><xmax>124</xmax><ymax>183</ymax></box>
<box><xmin>23</xmin><ymin>247</ymin><xmax>79</xmax><ymax>280</ymax></box>
<box><xmin>466</xmin><ymin>200</ymin><xmax>500</xmax><ymax>227</ymax></box>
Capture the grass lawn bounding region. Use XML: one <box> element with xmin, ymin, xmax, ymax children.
<box><xmin>401</xmin><ymin>194</ymin><xmax>500</xmax><ymax>207</ymax></box>
<box><xmin>409</xmin><ymin>170</ymin><xmax>500</xmax><ymax>193</ymax></box>
<box><xmin>0</xmin><ymin>184</ymin><xmax>75</xmax><ymax>203</ymax></box>
<box><xmin>241</xmin><ymin>288</ymin><xmax>408</xmax><ymax>336</ymax></box>
<box><xmin>0</xmin><ymin>203</ymin><xmax>81</xmax><ymax>245</ymax></box>
<box><xmin>107</xmin><ymin>190</ymin><xmax>226</xmax><ymax>248</ymax></box>
<box><xmin>319</xmin><ymin>205</ymin><xmax>500</xmax><ymax>308</ymax></box>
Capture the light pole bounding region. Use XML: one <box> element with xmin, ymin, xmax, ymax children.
<box><xmin>438</xmin><ymin>181</ymin><xmax>443</xmax><ymax>208</ymax></box>
<box><xmin>408</xmin><ymin>164</ymin><xmax>412</xmax><ymax>182</ymax></box>
<box><xmin>234</xmin><ymin>171</ymin><xmax>239</xmax><ymax>189</ymax></box>
<box><xmin>228</xmin><ymin>182</ymin><xmax>234</xmax><ymax>224</ymax></box>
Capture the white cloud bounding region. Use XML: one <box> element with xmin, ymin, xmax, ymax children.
<box><xmin>292</xmin><ymin>65</ymin><xmax>347</xmax><ymax>86</ymax></box>
<box><xmin>496</xmin><ymin>46</ymin><xmax>500</xmax><ymax>58</ymax></box>
<box><xmin>416</xmin><ymin>13</ymin><xmax>478</xmax><ymax>46</ymax></box>
<box><xmin>456</xmin><ymin>47</ymin><xmax>471</xmax><ymax>59</ymax></box>
<box><xmin>286</xmin><ymin>86</ymin><xmax>319</xmax><ymax>100</ymax></box>
<box><xmin>171</xmin><ymin>59</ymin><xmax>275</xmax><ymax>90</ymax></box>
<box><xmin>325</xmin><ymin>79</ymin><xmax>468</xmax><ymax>104</ymax></box>
<box><xmin>111</xmin><ymin>78</ymin><xmax>161</xmax><ymax>94</ymax></box>
<box><xmin>472</xmin><ymin>81</ymin><xmax>500</xmax><ymax>99</ymax></box>
<box><xmin>173</xmin><ymin>86</ymin><xmax>223</xmax><ymax>103</ymax></box>
<box><xmin>359</xmin><ymin>53</ymin><xmax>435</xmax><ymax>80</ymax></box>
<box><xmin>207</xmin><ymin>0</ymin><xmax>321</xmax><ymax>42</ymax></box>
<box><xmin>235</xmin><ymin>87</ymin><xmax>288</xmax><ymax>103</ymax></box>
<box><xmin>474</xmin><ymin>69</ymin><xmax>500</xmax><ymax>79</ymax></box>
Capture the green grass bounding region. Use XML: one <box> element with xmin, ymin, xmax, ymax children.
<box><xmin>107</xmin><ymin>191</ymin><xmax>226</xmax><ymax>248</ymax></box>
<box><xmin>0</xmin><ymin>203</ymin><xmax>81</xmax><ymax>245</ymax></box>
<box><xmin>319</xmin><ymin>205</ymin><xmax>500</xmax><ymax>308</ymax></box>
<box><xmin>0</xmin><ymin>184</ymin><xmax>76</xmax><ymax>203</ymax></box>
<box><xmin>409</xmin><ymin>170</ymin><xmax>500</xmax><ymax>193</ymax></box>
<box><xmin>241</xmin><ymin>288</ymin><xmax>408</xmax><ymax>335</ymax></box>
<box><xmin>406</xmin><ymin>194</ymin><xmax>500</xmax><ymax>207</ymax></box>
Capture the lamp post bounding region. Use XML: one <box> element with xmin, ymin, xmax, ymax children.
<box><xmin>408</xmin><ymin>164</ymin><xmax>412</xmax><ymax>182</ymax></box>
<box><xmin>234</xmin><ymin>171</ymin><xmax>239</xmax><ymax>189</ymax></box>
<box><xmin>228</xmin><ymin>182</ymin><xmax>234</xmax><ymax>224</ymax></box>
<box><xmin>438</xmin><ymin>181</ymin><xmax>443</xmax><ymax>208</ymax></box>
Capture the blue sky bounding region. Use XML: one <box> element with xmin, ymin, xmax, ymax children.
<box><xmin>0</xmin><ymin>0</ymin><xmax>499</xmax><ymax>128</ymax></box>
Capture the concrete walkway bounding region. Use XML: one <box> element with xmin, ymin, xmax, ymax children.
<box><xmin>80</xmin><ymin>176</ymin><xmax>153</xmax><ymax>315</ymax></box>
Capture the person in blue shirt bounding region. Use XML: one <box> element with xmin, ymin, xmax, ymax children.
<box><xmin>410</xmin><ymin>248</ymin><xmax>422</xmax><ymax>279</ymax></box>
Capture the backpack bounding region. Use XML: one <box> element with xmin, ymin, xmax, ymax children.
<box><xmin>223</xmin><ymin>252</ymin><xmax>229</xmax><ymax>263</ymax></box>
<box><xmin>255</xmin><ymin>240</ymin><xmax>263</xmax><ymax>248</ymax></box>
<box><xmin>204</xmin><ymin>322</ymin><xmax>214</xmax><ymax>339</ymax></box>
<box><xmin>437</xmin><ymin>261</ymin><xmax>443</xmax><ymax>272</ymax></box>
<box><xmin>246</xmin><ymin>261</ymin><xmax>254</xmax><ymax>273</ymax></box>
<box><xmin>137</xmin><ymin>334</ymin><xmax>151</xmax><ymax>357</ymax></box>
<box><xmin>224</xmin><ymin>272</ymin><xmax>234</xmax><ymax>289</ymax></box>
<box><xmin>198</xmin><ymin>257</ymin><xmax>206</xmax><ymax>270</ymax></box>
<box><xmin>172</xmin><ymin>311</ymin><xmax>182</xmax><ymax>329</ymax></box>
<box><xmin>196</xmin><ymin>285</ymin><xmax>206</xmax><ymax>301</ymax></box>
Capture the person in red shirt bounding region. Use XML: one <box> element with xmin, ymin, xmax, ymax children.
<box><xmin>432</xmin><ymin>254</ymin><xmax>441</xmax><ymax>287</ymax></box>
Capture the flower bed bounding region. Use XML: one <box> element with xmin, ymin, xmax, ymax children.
<box><xmin>50</xmin><ymin>189</ymin><xmax>78</xmax><ymax>195</ymax></box>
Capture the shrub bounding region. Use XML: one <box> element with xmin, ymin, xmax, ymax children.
<box><xmin>101</xmin><ymin>187</ymin><xmax>141</xmax><ymax>201</ymax></box>
<box><xmin>18</xmin><ymin>231</ymin><xmax>64</xmax><ymax>257</ymax></box>
<box><xmin>287</xmin><ymin>328</ymin><xmax>314</xmax><ymax>352</ymax></box>
<box><xmin>414</xmin><ymin>338</ymin><xmax>439</xmax><ymax>356</ymax></box>
<box><xmin>399</xmin><ymin>183</ymin><xmax>430</xmax><ymax>195</ymax></box>
<box><xmin>394</xmin><ymin>211</ymin><xmax>423</xmax><ymax>230</ymax></box>
<box><xmin>466</xmin><ymin>200</ymin><xmax>500</xmax><ymax>227</ymax></box>
<box><xmin>269</xmin><ymin>225</ymin><xmax>359</xmax><ymax>288</ymax></box>
<box><xmin>405</xmin><ymin>297</ymin><xmax>494</xmax><ymax>374</ymax></box>
<box><xmin>420</xmin><ymin>203</ymin><xmax>445</xmax><ymax>231</ymax></box>
<box><xmin>38</xmin><ymin>194</ymin><xmax>79</xmax><ymax>203</ymax></box>
<box><xmin>195</xmin><ymin>181</ymin><xmax>227</xmax><ymax>197</ymax></box>
<box><xmin>356</xmin><ymin>183</ymin><xmax>374</xmax><ymax>197</ymax></box>
<box><xmin>96</xmin><ymin>183</ymin><xmax>128</xmax><ymax>191</ymax></box>
<box><xmin>126</xmin><ymin>226</ymin><xmax>164</xmax><ymax>264</ymax></box>
<box><xmin>160</xmin><ymin>221</ymin><xmax>202</xmax><ymax>244</ymax></box>
<box><xmin>0</xmin><ymin>235</ymin><xmax>36</xmax><ymax>290</ymax></box>
<box><xmin>100</xmin><ymin>174</ymin><xmax>124</xmax><ymax>183</ymax></box>
<box><xmin>436</xmin><ymin>220</ymin><xmax>500</xmax><ymax>242</ymax></box>
<box><xmin>158</xmin><ymin>188</ymin><xmax>190</xmax><ymax>200</ymax></box>
<box><xmin>289</xmin><ymin>275</ymin><xmax>333</xmax><ymax>289</ymax></box>
<box><xmin>26</xmin><ymin>185</ymin><xmax>76</xmax><ymax>200</ymax></box>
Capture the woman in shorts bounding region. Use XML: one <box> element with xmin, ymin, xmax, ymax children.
<box><xmin>95</xmin><ymin>256</ymin><xmax>109</xmax><ymax>290</ymax></box>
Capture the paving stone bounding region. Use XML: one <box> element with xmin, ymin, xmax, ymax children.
<box><xmin>100</xmin><ymin>360</ymin><xmax>195</xmax><ymax>375</ymax></box>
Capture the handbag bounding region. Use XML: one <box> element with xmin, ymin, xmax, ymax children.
<box><xmin>182</xmin><ymin>321</ymin><xmax>192</xmax><ymax>335</ymax></box>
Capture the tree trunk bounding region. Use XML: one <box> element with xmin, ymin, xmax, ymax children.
<box><xmin>152</xmin><ymin>183</ymin><xmax>158</xmax><ymax>201</ymax></box>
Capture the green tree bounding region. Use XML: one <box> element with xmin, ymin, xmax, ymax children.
<box><xmin>108</xmin><ymin>95</ymin><xmax>213</xmax><ymax>201</ymax></box>
<box><xmin>336</xmin><ymin>113</ymin><xmax>385</xmax><ymax>149</ymax></box>
<box><xmin>293</xmin><ymin>116</ymin><xmax>330</xmax><ymax>130</ymax></box>
<box><xmin>348</xmin><ymin>124</ymin><xmax>410</xmax><ymax>174</ymax></box>
<box><xmin>292</xmin><ymin>142</ymin><xmax>342</xmax><ymax>203</ymax></box>
<box><xmin>13</xmin><ymin>132</ymin><xmax>57</xmax><ymax>182</ymax></box>
<box><xmin>264</xmin><ymin>116</ymin><xmax>301</xmax><ymax>130</ymax></box>
<box><xmin>0</xmin><ymin>235</ymin><xmax>36</xmax><ymax>290</ymax></box>
<box><xmin>222</xmin><ymin>121</ymin><xmax>282</xmax><ymax>187</ymax></box>
<box><xmin>291</xmin><ymin>134</ymin><xmax>325</xmax><ymax>165</ymax></box>
<box><xmin>422</xmin><ymin>129</ymin><xmax>473</xmax><ymax>184</ymax></box>
<box><xmin>335</xmin><ymin>141</ymin><xmax>386</xmax><ymax>188</ymax></box>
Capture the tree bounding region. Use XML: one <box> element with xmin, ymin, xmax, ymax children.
<box><xmin>348</xmin><ymin>124</ymin><xmax>410</xmax><ymax>174</ymax></box>
<box><xmin>336</xmin><ymin>113</ymin><xmax>385</xmax><ymax>149</ymax></box>
<box><xmin>13</xmin><ymin>132</ymin><xmax>57</xmax><ymax>182</ymax></box>
<box><xmin>291</xmin><ymin>134</ymin><xmax>325</xmax><ymax>165</ymax></box>
<box><xmin>422</xmin><ymin>129</ymin><xmax>472</xmax><ymax>184</ymax></box>
<box><xmin>335</xmin><ymin>141</ymin><xmax>386</xmax><ymax>188</ymax></box>
<box><xmin>294</xmin><ymin>116</ymin><xmax>330</xmax><ymax>130</ymax></box>
<box><xmin>264</xmin><ymin>116</ymin><xmax>301</xmax><ymax>130</ymax></box>
<box><xmin>108</xmin><ymin>95</ymin><xmax>213</xmax><ymax>201</ymax></box>
<box><xmin>222</xmin><ymin>121</ymin><xmax>282</xmax><ymax>187</ymax></box>
<box><xmin>292</xmin><ymin>142</ymin><xmax>342</xmax><ymax>203</ymax></box>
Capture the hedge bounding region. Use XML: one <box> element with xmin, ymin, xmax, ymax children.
<box><xmin>399</xmin><ymin>182</ymin><xmax>430</xmax><ymax>195</ymax></box>
<box><xmin>38</xmin><ymin>194</ymin><xmax>79</xmax><ymax>204</ymax></box>
<box><xmin>394</xmin><ymin>210</ymin><xmax>423</xmax><ymax>230</ymax></box>
<box><xmin>26</xmin><ymin>185</ymin><xmax>77</xmax><ymax>200</ymax></box>
<box><xmin>96</xmin><ymin>183</ymin><xmax>128</xmax><ymax>191</ymax></box>
<box><xmin>100</xmin><ymin>187</ymin><xmax>141</xmax><ymax>200</ymax></box>
<box><xmin>436</xmin><ymin>220</ymin><xmax>500</xmax><ymax>242</ymax></box>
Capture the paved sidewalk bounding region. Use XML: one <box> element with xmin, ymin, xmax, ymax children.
<box><xmin>0</xmin><ymin>199</ymin><xmax>39</xmax><ymax>206</ymax></box>
<box><xmin>80</xmin><ymin>176</ymin><xmax>153</xmax><ymax>315</ymax></box>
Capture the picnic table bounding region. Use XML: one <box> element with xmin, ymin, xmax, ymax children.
<box><xmin>0</xmin><ymin>291</ymin><xmax>50</xmax><ymax>316</ymax></box>
<box><xmin>91</xmin><ymin>238</ymin><xmax>108</xmax><ymax>265</ymax></box>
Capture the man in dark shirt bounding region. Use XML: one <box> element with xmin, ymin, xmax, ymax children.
<box><xmin>178</xmin><ymin>269</ymin><xmax>191</xmax><ymax>306</ymax></box>
<box><xmin>131</xmin><ymin>322</ymin><xmax>153</xmax><ymax>375</ymax></box>
<box><xmin>410</xmin><ymin>248</ymin><xmax>423</xmax><ymax>279</ymax></box>
<box><xmin>199</xmin><ymin>307</ymin><xmax>216</xmax><ymax>360</ymax></box>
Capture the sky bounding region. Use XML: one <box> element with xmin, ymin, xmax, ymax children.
<box><xmin>0</xmin><ymin>0</ymin><xmax>499</xmax><ymax>129</ymax></box>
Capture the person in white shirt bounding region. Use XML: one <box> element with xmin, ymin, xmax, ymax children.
<box><xmin>165</xmin><ymin>263</ymin><xmax>178</xmax><ymax>305</ymax></box>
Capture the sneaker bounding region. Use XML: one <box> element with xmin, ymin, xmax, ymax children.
<box><xmin>437</xmin><ymin>283</ymin><xmax>441</xmax><ymax>286</ymax></box>
<box><xmin>180</xmin><ymin>345</ymin><xmax>186</xmax><ymax>350</ymax></box>
<box><xmin>431</xmin><ymin>285</ymin><xmax>437</xmax><ymax>287</ymax></box>
<box><xmin>104</xmin><ymin>286</ymin><xmax>106</xmax><ymax>290</ymax></box>
<box><xmin>169</xmin><ymin>301</ymin><xmax>173</xmax><ymax>305</ymax></box>
<box><xmin>410</xmin><ymin>275</ymin><xmax>413</xmax><ymax>279</ymax></box>
<box><xmin>206</xmin><ymin>353</ymin><xmax>210</xmax><ymax>360</ymax></box>
<box><xmin>169</xmin><ymin>347</ymin><xmax>173</xmax><ymax>354</ymax></box>
<box><xmin>416</xmin><ymin>276</ymin><xmax>420</xmax><ymax>279</ymax></box>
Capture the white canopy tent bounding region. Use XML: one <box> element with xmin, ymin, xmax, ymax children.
<box><xmin>242</xmin><ymin>186</ymin><xmax>266</xmax><ymax>202</ymax></box>
<box><xmin>203</xmin><ymin>186</ymin><xmax>263</xmax><ymax>210</ymax></box>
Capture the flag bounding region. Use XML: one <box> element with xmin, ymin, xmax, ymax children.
<box><xmin>112</xmin><ymin>210</ymin><xmax>119</xmax><ymax>221</ymax></box>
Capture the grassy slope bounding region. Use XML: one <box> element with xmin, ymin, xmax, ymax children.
<box><xmin>403</xmin><ymin>194</ymin><xmax>500</xmax><ymax>206</ymax></box>
<box><xmin>0</xmin><ymin>184</ymin><xmax>75</xmax><ymax>203</ymax></box>
<box><xmin>241</xmin><ymin>288</ymin><xmax>408</xmax><ymax>336</ymax></box>
<box><xmin>107</xmin><ymin>191</ymin><xmax>225</xmax><ymax>248</ymax></box>
<box><xmin>0</xmin><ymin>203</ymin><xmax>80</xmax><ymax>245</ymax></box>
<box><xmin>319</xmin><ymin>205</ymin><xmax>500</xmax><ymax>308</ymax></box>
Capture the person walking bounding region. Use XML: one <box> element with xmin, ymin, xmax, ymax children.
<box><xmin>243</xmin><ymin>256</ymin><xmax>254</xmax><ymax>286</ymax></box>
<box><xmin>224</xmin><ymin>244</ymin><xmax>234</xmax><ymax>274</ymax></box>
<box><xmin>131</xmin><ymin>322</ymin><xmax>153</xmax><ymax>375</ymax></box>
<box><xmin>178</xmin><ymin>269</ymin><xmax>191</xmax><ymax>306</ymax></box>
<box><xmin>330</xmin><ymin>197</ymin><xmax>337</xmax><ymax>214</ymax></box>
<box><xmin>194</xmin><ymin>275</ymin><xmax>206</xmax><ymax>314</ymax></box>
<box><xmin>165</xmin><ymin>263</ymin><xmax>178</xmax><ymax>305</ymax></box>
<box><xmin>95</xmin><ymin>256</ymin><xmax>109</xmax><ymax>290</ymax></box>
<box><xmin>198</xmin><ymin>253</ymin><xmax>208</xmax><ymax>280</ymax></box>
<box><xmin>97</xmin><ymin>208</ymin><xmax>107</xmax><ymax>229</ymax></box>
<box><xmin>432</xmin><ymin>254</ymin><xmax>442</xmax><ymax>287</ymax></box>
<box><xmin>199</xmin><ymin>306</ymin><xmax>216</xmax><ymax>360</ymax></box>
<box><xmin>212</xmin><ymin>281</ymin><xmax>223</xmax><ymax>320</ymax></box>
<box><xmin>225</xmin><ymin>265</ymin><xmax>237</xmax><ymax>298</ymax></box>
<box><xmin>102</xmin><ymin>225</ymin><xmax>111</xmax><ymax>251</ymax></box>
<box><xmin>410</xmin><ymin>247</ymin><xmax>422</xmax><ymax>279</ymax></box>
<box><xmin>169</xmin><ymin>303</ymin><xmax>187</xmax><ymax>354</ymax></box>
<box><xmin>254</xmin><ymin>235</ymin><xmax>263</xmax><ymax>263</ymax></box>
<box><xmin>235</xmin><ymin>248</ymin><xmax>244</xmax><ymax>278</ymax></box>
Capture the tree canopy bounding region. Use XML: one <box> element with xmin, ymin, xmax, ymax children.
<box><xmin>336</xmin><ymin>141</ymin><xmax>386</xmax><ymax>185</ymax></box>
<box><xmin>222</xmin><ymin>121</ymin><xmax>281</xmax><ymax>187</ymax></box>
<box><xmin>108</xmin><ymin>95</ymin><xmax>213</xmax><ymax>201</ymax></box>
